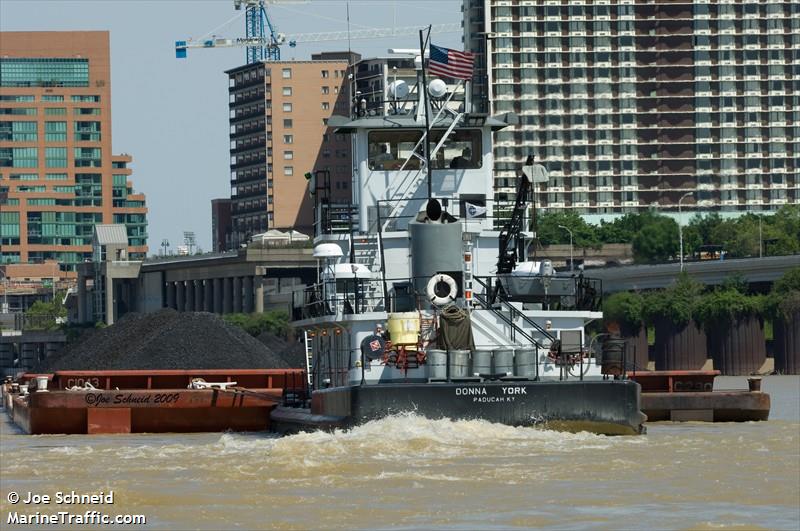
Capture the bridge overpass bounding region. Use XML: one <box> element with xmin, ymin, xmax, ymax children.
<box><xmin>587</xmin><ymin>255</ymin><xmax>800</xmax><ymax>293</ymax></box>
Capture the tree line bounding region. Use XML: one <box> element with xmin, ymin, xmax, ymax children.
<box><xmin>603</xmin><ymin>267</ymin><xmax>800</xmax><ymax>337</ymax></box>
<box><xmin>535</xmin><ymin>204</ymin><xmax>800</xmax><ymax>264</ymax></box>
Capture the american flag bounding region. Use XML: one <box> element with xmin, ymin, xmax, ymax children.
<box><xmin>428</xmin><ymin>44</ymin><xmax>475</xmax><ymax>81</ymax></box>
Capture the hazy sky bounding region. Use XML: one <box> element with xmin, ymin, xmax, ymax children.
<box><xmin>1</xmin><ymin>0</ymin><xmax>462</xmax><ymax>252</ymax></box>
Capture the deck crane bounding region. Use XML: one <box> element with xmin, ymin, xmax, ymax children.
<box><xmin>175</xmin><ymin>0</ymin><xmax>461</xmax><ymax>63</ymax></box>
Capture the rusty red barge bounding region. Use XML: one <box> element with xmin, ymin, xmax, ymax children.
<box><xmin>628</xmin><ymin>370</ymin><xmax>770</xmax><ymax>422</ymax></box>
<box><xmin>1</xmin><ymin>369</ymin><xmax>306</xmax><ymax>434</ymax></box>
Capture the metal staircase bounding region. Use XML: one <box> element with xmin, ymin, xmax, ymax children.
<box><xmin>352</xmin><ymin>234</ymin><xmax>380</xmax><ymax>269</ymax></box>
<box><xmin>351</xmin><ymin>234</ymin><xmax>385</xmax><ymax>310</ymax></box>
<box><xmin>472</xmin><ymin>276</ymin><xmax>556</xmax><ymax>349</ymax></box>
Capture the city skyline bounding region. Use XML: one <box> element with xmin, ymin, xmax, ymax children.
<box><xmin>0</xmin><ymin>0</ymin><xmax>463</xmax><ymax>253</ymax></box>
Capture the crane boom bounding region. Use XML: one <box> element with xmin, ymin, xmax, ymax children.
<box><xmin>176</xmin><ymin>23</ymin><xmax>461</xmax><ymax>58</ymax></box>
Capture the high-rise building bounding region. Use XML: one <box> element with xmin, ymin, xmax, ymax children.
<box><xmin>463</xmin><ymin>1</ymin><xmax>799</xmax><ymax>219</ymax></box>
<box><xmin>225</xmin><ymin>52</ymin><xmax>356</xmax><ymax>247</ymax></box>
<box><xmin>0</xmin><ymin>31</ymin><xmax>148</xmax><ymax>270</ymax></box>
<box><xmin>210</xmin><ymin>198</ymin><xmax>232</xmax><ymax>252</ymax></box>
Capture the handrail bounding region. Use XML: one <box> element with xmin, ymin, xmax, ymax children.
<box><xmin>473</xmin><ymin>276</ymin><xmax>556</xmax><ymax>343</ymax></box>
<box><xmin>472</xmin><ymin>291</ymin><xmax>541</xmax><ymax>348</ymax></box>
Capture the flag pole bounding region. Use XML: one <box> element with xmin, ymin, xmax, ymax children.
<box><xmin>419</xmin><ymin>25</ymin><xmax>433</xmax><ymax>201</ymax></box>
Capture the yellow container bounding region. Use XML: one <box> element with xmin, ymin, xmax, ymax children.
<box><xmin>387</xmin><ymin>312</ymin><xmax>421</xmax><ymax>345</ymax></box>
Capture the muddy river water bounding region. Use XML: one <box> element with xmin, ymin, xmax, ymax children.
<box><xmin>1</xmin><ymin>376</ymin><xmax>798</xmax><ymax>530</ymax></box>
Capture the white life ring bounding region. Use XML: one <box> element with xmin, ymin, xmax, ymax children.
<box><xmin>426</xmin><ymin>274</ymin><xmax>458</xmax><ymax>306</ymax></box>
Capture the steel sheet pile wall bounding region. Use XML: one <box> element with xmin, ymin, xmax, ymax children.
<box><xmin>624</xmin><ymin>326</ymin><xmax>649</xmax><ymax>372</ymax></box>
<box><xmin>774</xmin><ymin>310</ymin><xmax>800</xmax><ymax>375</ymax></box>
<box><xmin>707</xmin><ymin>316</ymin><xmax>766</xmax><ymax>376</ymax></box>
<box><xmin>654</xmin><ymin>319</ymin><xmax>707</xmax><ymax>370</ymax></box>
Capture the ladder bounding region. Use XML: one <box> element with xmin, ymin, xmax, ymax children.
<box><xmin>381</xmin><ymin>83</ymin><xmax>466</xmax><ymax>230</ymax></box>
<box><xmin>304</xmin><ymin>331</ymin><xmax>313</xmax><ymax>385</ymax></box>
<box><xmin>352</xmin><ymin>234</ymin><xmax>380</xmax><ymax>269</ymax></box>
<box><xmin>351</xmin><ymin>234</ymin><xmax>385</xmax><ymax>311</ymax></box>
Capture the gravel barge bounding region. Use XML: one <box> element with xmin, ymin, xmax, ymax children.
<box><xmin>3</xmin><ymin>369</ymin><xmax>306</xmax><ymax>434</ymax></box>
<box><xmin>2</xmin><ymin>310</ymin><xmax>308</xmax><ymax>434</ymax></box>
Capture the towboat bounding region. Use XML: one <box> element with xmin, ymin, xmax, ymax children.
<box><xmin>271</xmin><ymin>53</ymin><xmax>646</xmax><ymax>436</ymax></box>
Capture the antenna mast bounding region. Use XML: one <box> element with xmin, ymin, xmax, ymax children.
<box><xmin>419</xmin><ymin>25</ymin><xmax>433</xmax><ymax>201</ymax></box>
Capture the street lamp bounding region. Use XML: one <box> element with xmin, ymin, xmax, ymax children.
<box><xmin>557</xmin><ymin>225</ymin><xmax>574</xmax><ymax>272</ymax></box>
<box><xmin>678</xmin><ymin>192</ymin><xmax>693</xmax><ymax>271</ymax></box>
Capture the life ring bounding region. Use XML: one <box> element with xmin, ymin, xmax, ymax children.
<box><xmin>426</xmin><ymin>274</ymin><xmax>458</xmax><ymax>306</ymax></box>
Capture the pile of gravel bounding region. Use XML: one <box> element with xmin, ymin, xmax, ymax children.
<box><xmin>37</xmin><ymin>309</ymin><xmax>290</xmax><ymax>371</ymax></box>
<box><xmin>257</xmin><ymin>331</ymin><xmax>307</xmax><ymax>369</ymax></box>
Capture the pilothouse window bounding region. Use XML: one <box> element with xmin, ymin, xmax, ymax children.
<box><xmin>368</xmin><ymin>131</ymin><xmax>423</xmax><ymax>170</ymax></box>
<box><xmin>367</xmin><ymin>129</ymin><xmax>482</xmax><ymax>170</ymax></box>
<box><xmin>429</xmin><ymin>129</ymin><xmax>482</xmax><ymax>170</ymax></box>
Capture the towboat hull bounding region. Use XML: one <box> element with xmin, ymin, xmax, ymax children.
<box><xmin>272</xmin><ymin>379</ymin><xmax>647</xmax><ymax>436</ymax></box>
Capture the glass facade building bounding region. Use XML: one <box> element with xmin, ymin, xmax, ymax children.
<box><xmin>0</xmin><ymin>31</ymin><xmax>148</xmax><ymax>270</ymax></box>
<box><xmin>463</xmin><ymin>0</ymin><xmax>799</xmax><ymax>219</ymax></box>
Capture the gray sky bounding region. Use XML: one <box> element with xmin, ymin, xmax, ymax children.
<box><xmin>0</xmin><ymin>0</ymin><xmax>462</xmax><ymax>253</ymax></box>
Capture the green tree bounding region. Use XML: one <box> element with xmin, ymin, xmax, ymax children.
<box><xmin>536</xmin><ymin>211</ymin><xmax>601</xmax><ymax>249</ymax></box>
<box><xmin>597</xmin><ymin>211</ymin><xmax>660</xmax><ymax>244</ymax></box>
<box><xmin>24</xmin><ymin>293</ymin><xmax>67</xmax><ymax>331</ymax></box>
<box><xmin>223</xmin><ymin>310</ymin><xmax>290</xmax><ymax>338</ymax></box>
<box><xmin>631</xmin><ymin>216</ymin><xmax>680</xmax><ymax>263</ymax></box>
<box><xmin>683</xmin><ymin>212</ymin><xmax>723</xmax><ymax>256</ymax></box>
<box><xmin>766</xmin><ymin>205</ymin><xmax>800</xmax><ymax>256</ymax></box>
<box><xmin>695</xmin><ymin>287</ymin><xmax>765</xmax><ymax>333</ymax></box>
<box><xmin>603</xmin><ymin>292</ymin><xmax>644</xmax><ymax>336</ymax></box>
<box><xmin>766</xmin><ymin>266</ymin><xmax>800</xmax><ymax>320</ymax></box>
<box><xmin>642</xmin><ymin>272</ymin><xmax>704</xmax><ymax>326</ymax></box>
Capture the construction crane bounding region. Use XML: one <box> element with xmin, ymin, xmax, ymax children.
<box><xmin>175</xmin><ymin>0</ymin><xmax>461</xmax><ymax>63</ymax></box>
<box><xmin>176</xmin><ymin>0</ymin><xmax>284</xmax><ymax>63</ymax></box>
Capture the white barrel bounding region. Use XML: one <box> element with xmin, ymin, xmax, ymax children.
<box><xmin>514</xmin><ymin>347</ymin><xmax>537</xmax><ymax>379</ymax></box>
<box><xmin>35</xmin><ymin>376</ymin><xmax>49</xmax><ymax>392</ymax></box>
<box><xmin>472</xmin><ymin>350</ymin><xmax>492</xmax><ymax>376</ymax></box>
<box><xmin>448</xmin><ymin>349</ymin><xmax>471</xmax><ymax>378</ymax></box>
<box><xmin>493</xmin><ymin>348</ymin><xmax>514</xmax><ymax>376</ymax></box>
<box><xmin>428</xmin><ymin>349</ymin><xmax>447</xmax><ymax>379</ymax></box>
